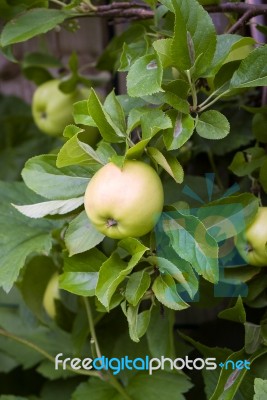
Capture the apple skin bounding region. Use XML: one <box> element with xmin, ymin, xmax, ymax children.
<box><xmin>236</xmin><ymin>207</ymin><xmax>267</xmax><ymax>267</ymax></box>
<box><xmin>84</xmin><ymin>160</ymin><xmax>164</xmax><ymax>239</ymax></box>
<box><xmin>32</xmin><ymin>80</ymin><xmax>99</xmax><ymax>143</ymax></box>
<box><xmin>43</xmin><ymin>273</ymin><xmax>60</xmax><ymax>318</ymax></box>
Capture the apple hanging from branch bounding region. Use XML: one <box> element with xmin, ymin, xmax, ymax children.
<box><xmin>32</xmin><ymin>79</ymin><xmax>100</xmax><ymax>145</ymax></box>
<box><xmin>84</xmin><ymin>160</ymin><xmax>164</xmax><ymax>239</ymax></box>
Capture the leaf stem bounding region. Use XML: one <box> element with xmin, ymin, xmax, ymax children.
<box><xmin>50</xmin><ymin>0</ymin><xmax>66</xmax><ymax>7</ymax></box>
<box><xmin>198</xmin><ymin>85</ymin><xmax>227</xmax><ymax>109</ymax></box>
<box><xmin>186</xmin><ymin>70</ymin><xmax>198</xmax><ymax>110</ymax></box>
<box><xmin>0</xmin><ymin>328</ymin><xmax>98</xmax><ymax>378</ymax></box>
<box><xmin>198</xmin><ymin>90</ymin><xmax>230</xmax><ymax>112</ymax></box>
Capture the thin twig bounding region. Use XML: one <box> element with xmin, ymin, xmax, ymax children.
<box><xmin>83</xmin><ymin>297</ymin><xmax>102</xmax><ymax>360</ymax></box>
<box><xmin>205</xmin><ymin>2</ymin><xmax>267</xmax><ymax>15</ymax></box>
<box><xmin>227</xmin><ymin>10</ymin><xmax>259</xmax><ymax>34</ymax></box>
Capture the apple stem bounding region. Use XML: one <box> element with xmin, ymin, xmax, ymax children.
<box><xmin>246</xmin><ymin>243</ymin><xmax>253</xmax><ymax>252</ymax></box>
<box><xmin>107</xmin><ymin>218</ymin><xmax>118</xmax><ymax>227</ymax></box>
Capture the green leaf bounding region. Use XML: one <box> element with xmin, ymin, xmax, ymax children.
<box><xmin>245</xmin><ymin>322</ymin><xmax>262</xmax><ymax>355</ymax></box>
<box><xmin>96</xmin><ymin>238</ymin><xmax>148</xmax><ymax>310</ymax></box>
<box><xmin>126</xmin><ymin>139</ymin><xmax>151</xmax><ymax>159</ymax></box>
<box><xmin>122</xmin><ymin>302</ymin><xmax>151</xmax><ymax>342</ymax></box>
<box><xmin>147</xmin><ymin>147</ymin><xmax>184</xmax><ymax>183</ymax></box>
<box><xmin>230</xmin><ymin>45</ymin><xmax>267</xmax><ymax>89</ymax></box>
<box><xmin>37</xmin><ymin>359</ymin><xmax>76</xmax><ymax>380</ymax></box>
<box><xmin>104</xmin><ymin>90</ymin><xmax>127</xmax><ymax>133</ymax></box>
<box><xmin>0</xmin><ymin>182</ymin><xmax>60</xmax><ymax>292</ymax></box>
<box><xmin>127</xmin><ymin>107</ymin><xmax>149</xmax><ymax>134</ymax></box>
<box><xmin>127</xmin><ymin>54</ymin><xmax>164</xmax><ymax>97</ymax></box>
<box><xmin>196</xmin><ymin>110</ymin><xmax>230</xmax><ymax>140</ymax></box>
<box><xmin>59</xmin><ymin>272</ymin><xmax>98</xmax><ymax>296</ymax></box>
<box><xmin>163</xmin><ymin>111</ymin><xmax>195</xmax><ymax>150</ymax></box>
<box><xmin>18</xmin><ymin>255</ymin><xmax>57</xmax><ymax>322</ymax></box>
<box><xmin>161</xmin><ymin>211</ymin><xmax>219</xmax><ymax>283</ymax></box>
<box><xmin>153</xmin><ymin>38</ymin><xmax>173</xmax><ymax>68</ymax></box>
<box><xmin>73</xmin><ymin>100</ymin><xmax>97</xmax><ymax>126</ymax></box>
<box><xmin>260</xmin><ymin>159</ymin><xmax>267</xmax><ymax>193</ymax></box>
<box><xmin>88</xmin><ymin>89</ymin><xmax>125</xmax><ymax>143</ymax></box>
<box><xmin>252</xmin><ymin>113</ymin><xmax>267</xmax><ymax>143</ymax></box>
<box><xmin>61</xmin><ymin>248</ymin><xmax>106</xmax><ymax>296</ymax></box>
<box><xmin>213</xmin><ymin>61</ymin><xmax>241</xmax><ymax>91</ymax></box>
<box><xmin>63</xmin><ymin>247</ymin><xmax>106</xmax><ymax>272</ymax></box>
<box><xmin>56</xmin><ymin>131</ymin><xmax>104</xmax><ymax>169</ymax></box>
<box><xmin>119</xmin><ymin>39</ymin><xmax>149</xmax><ymax>72</ymax></box>
<box><xmin>73</xmin><ymin>372</ymin><xmax>192</xmax><ymax>400</ymax></box>
<box><xmin>125</xmin><ymin>270</ymin><xmax>151</xmax><ymax>306</ymax></box>
<box><xmin>152</xmin><ymin>274</ymin><xmax>189</xmax><ymax>310</ymax></box>
<box><xmin>158</xmin><ymin>88</ymin><xmax>190</xmax><ymax>114</ymax></box>
<box><xmin>140</xmin><ymin>109</ymin><xmax>172</xmax><ymax>140</ymax></box>
<box><xmin>96</xmin><ymin>142</ymin><xmax>117</xmax><ymax>164</ymax></box>
<box><xmin>229</xmin><ymin>148</ymin><xmax>267</xmax><ymax>177</ymax></box>
<box><xmin>126</xmin><ymin>109</ymin><xmax>172</xmax><ymax>158</ymax></box>
<box><xmin>149</xmin><ymin>255</ymin><xmax>198</xmax><ymax>300</ymax></box>
<box><xmin>12</xmin><ymin>197</ymin><xmax>84</xmax><ymax>218</ymax></box>
<box><xmin>65</xmin><ymin>211</ymin><xmax>104</xmax><ymax>256</ymax></box>
<box><xmin>146</xmin><ymin>304</ymin><xmax>175</xmax><ymax>358</ymax></box>
<box><xmin>0</xmin><ymin>8</ymin><xmax>68</xmax><ymax>47</ymax></box>
<box><xmin>127</xmin><ymin>371</ymin><xmax>193</xmax><ymax>400</ymax></box>
<box><xmin>170</xmin><ymin>0</ymin><xmax>216</xmax><ymax>76</ymax></box>
<box><xmin>218</xmin><ymin>297</ymin><xmax>246</xmax><ymax>324</ymax></box>
<box><xmin>72</xmin><ymin>378</ymin><xmax>118</xmax><ymax>400</ymax></box>
<box><xmin>254</xmin><ymin>378</ymin><xmax>267</xmax><ymax>399</ymax></box>
<box><xmin>22</xmin><ymin>154</ymin><xmax>91</xmax><ymax>200</ymax></box>
<box><xmin>208</xmin><ymin>34</ymin><xmax>255</xmax><ymax>75</ymax></box>
<box><xmin>209</xmin><ymin>347</ymin><xmax>267</xmax><ymax>400</ymax></box>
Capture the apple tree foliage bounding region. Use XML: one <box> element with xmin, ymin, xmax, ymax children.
<box><xmin>0</xmin><ymin>0</ymin><xmax>267</xmax><ymax>399</ymax></box>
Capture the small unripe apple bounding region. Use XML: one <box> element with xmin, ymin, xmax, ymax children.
<box><xmin>236</xmin><ymin>207</ymin><xmax>267</xmax><ymax>267</ymax></box>
<box><xmin>43</xmin><ymin>273</ymin><xmax>60</xmax><ymax>318</ymax></box>
<box><xmin>32</xmin><ymin>79</ymin><xmax>100</xmax><ymax>144</ymax></box>
<box><xmin>84</xmin><ymin>160</ymin><xmax>164</xmax><ymax>239</ymax></box>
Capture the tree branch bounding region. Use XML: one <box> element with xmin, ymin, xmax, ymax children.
<box><xmin>205</xmin><ymin>2</ymin><xmax>267</xmax><ymax>15</ymax></box>
<box><xmin>74</xmin><ymin>1</ymin><xmax>267</xmax><ymax>22</ymax></box>
<box><xmin>227</xmin><ymin>10</ymin><xmax>254</xmax><ymax>34</ymax></box>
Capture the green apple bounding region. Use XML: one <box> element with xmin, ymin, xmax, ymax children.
<box><xmin>32</xmin><ymin>80</ymin><xmax>82</xmax><ymax>136</ymax></box>
<box><xmin>43</xmin><ymin>273</ymin><xmax>60</xmax><ymax>318</ymax></box>
<box><xmin>32</xmin><ymin>79</ymin><xmax>100</xmax><ymax>144</ymax></box>
<box><xmin>236</xmin><ymin>207</ymin><xmax>267</xmax><ymax>267</ymax></box>
<box><xmin>84</xmin><ymin>160</ymin><xmax>164</xmax><ymax>239</ymax></box>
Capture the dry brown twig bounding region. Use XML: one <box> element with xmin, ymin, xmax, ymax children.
<box><xmin>80</xmin><ymin>1</ymin><xmax>267</xmax><ymax>32</ymax></box>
